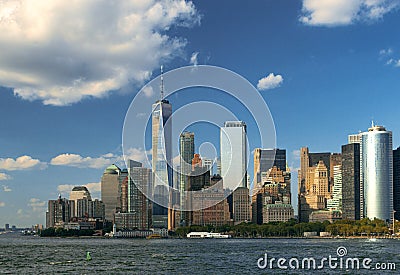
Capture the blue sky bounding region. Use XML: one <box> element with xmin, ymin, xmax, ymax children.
<box><xmin>1</xmin><ymin>0</ymin><xmax>400</xmax><ymax>227</ymax></box>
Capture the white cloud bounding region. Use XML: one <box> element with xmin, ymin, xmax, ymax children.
<box><xmin>28</xmin><ymin>198</ymin><xmax>46</xmax><ymax>212</ymax></box>
<box><xmin>0</xmin><ymin>172</ymin><xmax>12</xmax><ymax>180</ymax></box>
<box><xmin>379</xmin><ymin>48</ymin><xmax>393</xmax><ymax>56</ymax></box>
<box><xmin>2</xmin><ymin>185</ymin><xmax>12</xmax><ymax>192</ymax></box>
<box><xmin>190</xmin><ymin>52</ymin><xmax>199</xmax><ymax>66</ymax></box>
<box><xmin>0</xmin><ymin>155</ymin><xmax>47</xmax><ymax>171</ymax></box>
<box><xmin>0</xmin><ymin>0</ymin><xmax>200</xmax><ymax>106</ymax></box>
<box><xmin>300</xmin><ymin>0</ymin><xmax>400</xmax><ymax>26</ymax></box>
<box><xmin>0</xmin><ymin>202</ymin><xmax>5</xmax><ymax>207</ymax></box>
<box><xmin>50</xmin><ymin>153</ymin><xmax>114</xmax><ymax>169</ymax></box>
<box><xmin>257</xmin><ymin>73</ymin><xmax>284</xmax><ymax>91</ymax></box>
<box><xmin>386</xmin><ymin>58</ymin><xmax>400</xmax><ymax>67</ymax></box>
<box><xmin>142</xmin><ymin>86</ymin><xmax>154</xmax><ymax>98</ymax></box>
<box><xmin>124</xmin><ymin>147</ymin><xmax>152</xmax><ymax>166</ymax></box>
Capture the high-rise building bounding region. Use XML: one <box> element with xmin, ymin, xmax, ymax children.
<box><xmin>348</xmin><ymin>134</ymin><xmax>361</xmax><ymax>144</ymax></box>
<box><xmin>251</xmin><ymin>165</ymin><xmax>292</xmax><ymax>224</ymax></box>
<box><xmin>341</xmin><ymin>143</ymin><xmax>361</xmax><ymax>220</ymax></box>
<box><xmin>327</xmin><ymin>165</ymin><xmax>342</xmax><ymax>211</ymax></box>
<box><xmin>179</xmin><ymin>132</ymin><xmax>195</xmax><ymax>226</ymax></box>
<box><xmin>152</xmin><ymin>75</ymin><xmax>173</xmax><ymax>228</ymax></box>
<box><xmin>394</xmin><ymin>147</ymin><xmax>400</xmax><ymax>220</ymax></box>
<box><xmin>101</xmin><ymin>164</ymin><xmax>121</xmax><ymax>221</ymax></box>
<box><xmin>69</xmin><ymin>186</ymin><xmax>92</xmax><ymax>217</ymax></box>
<box><xmin>46</xmin><ymin>195</ymin><xmax>74</xmax><ymax>228</ymax></box>
<box><xmin>253</xmin><ymin>148</ymin><xmax>286</xmax><ymax>188</ymax></box>
<box><xmin>360</xmin><ymin>124</ymin><xmax>393</xmax><ymax>221</ymax></box>
<box><xmin>220</xmin><ymin>121</ymin><xmax>247</xmax><ymax>190</ymax></box>
<box><xmin>76</xmin><ymin>198</ymin><xmax>105</xmax><ymax>220</ymax></box>
<box><xmin>202</xmin><ymin>158</ymin><xmax>214</xmax><ymax>174</ymax></box>
<box><xmin>232</xmin><ymin>187</ymin><xmax>250</xmax><ymax>224</ymax></box>
<box><xmin>127</xmin><ymin>160</ymin><xmax>152</xmax><ymax>230</ymax></box>
<box><xmin>120</xmin><ymin>176</ymin><xmax>129</xmax><ymax>213</ymax></box>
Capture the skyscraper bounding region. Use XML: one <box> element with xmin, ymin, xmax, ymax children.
<box><xmin>69</xmin><ymin>186</ymin><xmax>92</xmax><ymax>217</ymax></box>
<box><xmin>394</xmin><ymin>147</ymin><xmax>400</xmax><ymax>220</ymax></box>
<box><xmin>341</xmin><ymin>143</ymin><xmax>361</xmax><ymax>220</ymax></box>
<box><xmin>327</xmin><ymin>165</ymin><xmax>342</xmax><ymax>211</ymax></box>
<box><xmin>101</xmin><ymin>164</ymin><xmax>121</xmax><ymax>221</ymax></box>
<box><xmin>128</xmin><ymin>160</ymin><xmax>152</xmax><ymax>230</ymax></box>
<box><xmin>253</xmin><ymin>148</ymin><xmax>286</xmax><ymax>188</ymax></box>
<box><xmin>360</xmin><ymin>124</ymin><xmax>393</xmax><ymax>221</ymax></box>
<box><xmin>220</xmin><ymin>121</ymin><xmax>247</xmax><ymax>189</ymax></box>
<box><xmin>151</xmin><ymin>69</ymin><xmax>172</xmax><ymax>228</ymax></box>
<box><xmin>179</xmin><ymin>132</ymin><xmax>195</xmax><ymax>226</ymax></box>
<box><xmin>46</xmin><ymin>195</ymin><xmax>74</xmax><ymax>228</ymax></box>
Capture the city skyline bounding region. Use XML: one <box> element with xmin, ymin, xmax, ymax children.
<box><xmin>1</xmin><ymin>0</ymin><xmax>400</xmax><ymax>227</ymax></box>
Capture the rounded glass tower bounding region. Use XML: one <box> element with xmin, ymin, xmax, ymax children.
<box><xmin>361</xmin><ymin>124</ymin><xmax>393</xmax><ymax>221</ymax></box>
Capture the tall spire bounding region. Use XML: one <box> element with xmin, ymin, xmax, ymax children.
<box><xmin>160</xmin><ymin>65</ymin><xmax>164</xmax><ymax>100</ymax></box>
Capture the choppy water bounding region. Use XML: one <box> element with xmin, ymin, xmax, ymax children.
<box><xmin>0</xmin><ymin>232</ymin><xmax>399</xmax><ymax>274</ymax></box>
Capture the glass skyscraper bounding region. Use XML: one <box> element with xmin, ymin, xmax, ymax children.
<box><xmin>151</xmin><ymin>95</ymin><xmax>172</xmax><ymax>228</ymax></box>
<box><xmin>393</xmin><ymin>147</ymin><xmax>400</xmax><ymax>220</ymax></box>
<box><xmin>220</xmin><ymin>121</ymin><xmax>247</xmax><ymax>190</ymax></box>
<box><xmin>360</xmin><ymin>124</ymin><xmax>393</xmax><ymax>221</ymax></box>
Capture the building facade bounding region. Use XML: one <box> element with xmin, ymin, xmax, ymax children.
<box><xmin>220</xmin><ymin>121</ymin><xmax>247</xmax><ymax>190</ymax></box>
<box><xmin>152</xmin><ymin>96</ymin><xmax>173</xmax><ymax>228</ymax></box>
<box><xmin>46</xmin><ymin>195</ymin><xmax>74</xmax><ymax>228</ymax></box>
<box><xmin>101</xmin><ymin>164</ymin><xmax>121</xmax><ymax>221</ymax></box>
<box><xmin>341</xmin><ymin>143</ymin><xmax>361</xmax><ymax>220</ymax></box>
<box><xmin>360</xmin><ymin>124</ymin><xmax>393</xmax><ymax>221</ymax></box>
<box><xmin>262</xmin><ymin>203</ymin><xmax>294</xmax><ymax>223</ymax></box>
<box><xmin>128</xmin><ymin>160</ymin><xmax>152</xmax><ymax>230</ymax></box>
<box><xmin>232</xmin><ymin>187</ymin><xmax>250</xmax><ymax>224</ymax></box>
<box><xmin>394</xmin><ymin>147</ymin><xmax>400</xmax><ymax>220</ymax></box>
<box><xmin>253</xmin><ymin>148</ymin><xmax>286</xmax><ymax>188</ymax></box>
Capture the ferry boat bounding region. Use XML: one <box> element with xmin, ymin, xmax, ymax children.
<box><xmin>186</xmin><ymin>232</ymin><xmax>231</xmax><ymax>239</ymax></box>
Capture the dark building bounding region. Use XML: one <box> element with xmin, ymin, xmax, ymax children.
<box><xmin>309</xmin><ymin>152</ymin><xmax>331</xmax><ymax>177</ymax></box>
<box><xmin>341</xmin><ymin>143</ymin><xmax>360</xmax><ymax>220</ymax></box>
<box><xmin>394</xmin><ymin>147</ymin><xmax>400</xmax><ymax>220</ymax></box>
<box><xmin>254</xmin><ymin>148</ymin><xmax>286</xmax><ymax>185</ymax></box>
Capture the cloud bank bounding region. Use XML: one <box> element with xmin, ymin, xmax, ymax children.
<box><xmin>0</xmin><ymin>0</ymin><xmax>199</xmax><ymax>106</ymax></box>
<box><xmin>300</xmin><ymin>0</ymin><xmax>400</xmax><ymax>26</ymax></box>
<box><xmin>0</xmin><ymin>156</ymin><xmax>47</xmax><ymax>171</ymax></box>
<box><xmin>257</xmin><ymin>73</ymin><xmax>284</xmax><ymax>91</ymax></box>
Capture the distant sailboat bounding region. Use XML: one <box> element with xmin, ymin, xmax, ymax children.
<box><xmin>86</xmin><ymin>251</ymin><xmax>92</xmax><ymax>261</ymax></box>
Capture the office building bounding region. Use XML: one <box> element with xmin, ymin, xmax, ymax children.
<box><xmin>179</xmin><ymin>132</ymin><xmax>195</xmax><ymax>226</ymax></box>
<box><xmin>252</xmin><ymin>166</ymin><xmax>292</xmax><ymax>224</ymax></box>
<box><xmin>361</xmin><ymin>124</ymin><xmax>393</xmax><ymax>221</ymax></box>
<box><xmin>298</xmin><ymin>147</ymin><xmax>335</xmax><ymax>222</ymax></box>
<box><xmin>220</xmin><ymin>121</ymin><xmax>247</xmax><ymax>190</ymax></box>
<box><xmin>69</xmin><ymin>186</ymin><xmax>92</xmax><ymax>217</ymax></box>
<box><xmin>394</xmin><ymin>147</ymin><xmax>400</xmax><ymax>220</ymax></box>
<box><xmin>327</xmin><ymin>165</ymin><xmax>342</xmax><ymax>211</ymax></box>
<box><xmin>263</xmin><ymin>203</ymin><xmax>294</xmax><ymax>223</ymax></box>
<box><xmin>253</xmin><ymin>148</ymin><xmax>286</xmax><ymax>188</ymax></box>
<box><xmin>341</xmin><ymin>143</ymin><xmax>361</xmax><ymax>220</ymax></box>
<box><xmin>46</xmin><ymin>195</ymin><xmax>74</xmax><ymax>228</ymax></box>
<box><xmin>128</xmin><ymin>160</ymin><xmax>152</xmax><ymax>230</ymax></box>
<box><xmin>101</xmin><ymin>164</ymin><xmax>121</xmax><ymax>221</ymax></box>
<box><xmin>232</xmin><ymin>187</ymin><xmax>250</xmax><ymax>224</ymax></box>
<box><xmin>152</xmin><ymin>73</ymin><xmax>173</xmax><ymax>228</ymax></box>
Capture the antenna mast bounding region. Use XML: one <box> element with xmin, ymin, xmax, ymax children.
<box><xmin>160</xmin><ymin>65</ymin><xmax>164</xmax><ymax>100</ymax></box>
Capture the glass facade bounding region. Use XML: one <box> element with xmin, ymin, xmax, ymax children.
<box><xmin>220</xmin><ymin>121</ymin><xmax>247</xmax><ymax>190</ymax></box>
<box><xmin>361</xmin><ymin>126</ymin><xmax>393</xmax><ymax>221</ymax></box>
<box><xmin>151</xmin><ymin>99</ymin><xmax>172</xmax><ymax>222</ymax></box>
<box><xmin>393</xmin><ymin>147</ymin><xmax>400</xmax><ymax>220</ymax></box>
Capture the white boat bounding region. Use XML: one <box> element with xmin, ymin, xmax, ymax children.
<box><xmin>187</xmin><ymin>232</ymin><xmax>231</xmax><ymax>239</ymax></box>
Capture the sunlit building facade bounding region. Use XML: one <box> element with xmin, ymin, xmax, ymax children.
<box><xmin>361</xmin><ymin>124</ymin><xmax>393</xmax><ymax>221</ymax></box>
